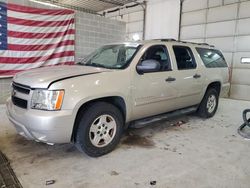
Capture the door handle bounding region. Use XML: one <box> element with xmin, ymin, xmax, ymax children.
<box><xmin>165</xmin><ymin>77</ymin><xmax>176</xmax><ymax>82</ymax></box>
<box><xmin>193</xmin><ymin>74</ymin><xmax>201</xmax><ymax>79</ymax></box>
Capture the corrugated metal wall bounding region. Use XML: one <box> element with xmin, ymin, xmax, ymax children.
<box><xmin>180</xmin><ymin>0</ymin><xmax>250</xmax><ymax>101</ymax></box>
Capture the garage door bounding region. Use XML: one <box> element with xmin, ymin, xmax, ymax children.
<box><xmin>180</xmin><ymin>0</ymin><xmax>250</xmax><ymax>101</ymax></box>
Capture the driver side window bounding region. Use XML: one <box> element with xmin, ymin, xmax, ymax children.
<box><xmin>140</xmin><ymin>45</ymin><xmax>171</xmax><ymax>72</ymax></box>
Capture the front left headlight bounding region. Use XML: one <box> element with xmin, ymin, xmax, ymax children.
<box><xmin>31</xmin><ymin>90</ymin><xmax>64</xmax><ymax>111</ymax></box>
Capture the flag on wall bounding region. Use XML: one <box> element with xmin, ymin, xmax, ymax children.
<box><xmin>0</xmin><ymin>2</ymin><xmax>75</xmax><ymax>77</ymax></box>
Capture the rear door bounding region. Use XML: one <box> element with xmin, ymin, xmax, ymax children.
<box><xmin>168</xmin><ymin>45</ymin><xmax>205</xmax><ymax>107</ymax></box>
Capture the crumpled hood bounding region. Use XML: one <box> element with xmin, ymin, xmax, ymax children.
<box><xmin>13</xmin><ymin>65</ymin><xmax>110</xmax><ymax>88</ymax></box>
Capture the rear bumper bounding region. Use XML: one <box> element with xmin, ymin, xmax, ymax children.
<box><xmin>6</xmin><ymin>98</ymin><xmax>75</xmax><ymax>144</ymax></box>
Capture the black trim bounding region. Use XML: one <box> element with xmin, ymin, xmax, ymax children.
<box><xmin>129</xmin><ymin>105</ymin><xmax>198</xmax><ymax>129</ymax></box>
<box><xmin>13</xmin><ymin>82</ymin><xmax>31</xmax><ymax>89</ymax></box>
<box><xmin>12</xmin><ymin>96</ymin><xmax>27</xmax><ymax>109</ymax></box>
<box><xmin>47</xmin><ymin>72</ymin><xmax>101</xmax><ymax>88</ymax></box>
<box><xmin>12</xmin><ymin>82</ymin><xmax>30</xmax><ymax>94</ymax></box>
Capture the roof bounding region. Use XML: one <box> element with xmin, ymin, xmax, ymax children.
<box><xmin>34</xmin><ymin>0</ymin><xmax>140</xmax><ymax>14</ymax></box>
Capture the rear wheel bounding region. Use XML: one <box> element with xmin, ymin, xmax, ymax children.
<box><xmin>198</xmin><ymin>88</ymin><xmax>219</xmax><ymax>118</ymax></box>
<box><xmin>75</xmin><ymin>102</ymin><xmax>123</xmax><ymax>157</ymax></box>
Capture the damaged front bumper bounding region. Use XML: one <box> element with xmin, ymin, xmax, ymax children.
<box><xmin>6</xmin><ymin>98</ymin><xmax>74</xmax><ymax>144</ymax></box>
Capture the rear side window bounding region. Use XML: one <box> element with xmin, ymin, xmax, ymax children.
<box><xmin>196</xmin><ymin>48</ymin><xmax>228</xmax><ymax>68</ymax></box>
<box><xmin>173</xmin><ymin>46</ymin><xmax>196</xmax><ymax>70</ymax></box>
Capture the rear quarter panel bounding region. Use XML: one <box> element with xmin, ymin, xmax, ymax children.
<box><xmin>198</xmin><ymin>52</ymin><xmax>230</xmax><ymax>98</ymax></box>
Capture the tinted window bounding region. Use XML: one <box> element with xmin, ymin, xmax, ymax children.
<box><xmin>173</xmin><ymin>46</ymin><xmax>196</xmax><ymax>70</ymax></box>
<box><xmin>196</xmin><ymin>48</ymin><xmax>228</xmax><ymax>68</ymax></box>
<box><xmin>140</xmin><ymin>45</ymin><xmax>171</xmax><ymax>72</ymax></box>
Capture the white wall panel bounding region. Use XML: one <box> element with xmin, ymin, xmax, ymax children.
<box><xmin>224</xmin><ymin>0</ymin><xmax>239</xmax><ymax>4</ymax></box>
<box><xmin>129</xmin><ymin>11</ymin><xmax>144</xmax><ymax>22</ymax></box>
<box><xmin>182</xmin><ymin>0</ymin><xmax>207</xmax><ymax>12</ymax></box>
<box><xmin>230</xmin><ymin>84</ymin><xmax>250</xmax><ymax>101</ymax></box>
<box><xmin>184</xmin><ymin>38</ymin><xmax>205</xmax><ymax>43</ymax></box>
<box><xmin>237</xmin><ymin>18</ymin><xmax>250</xmax><ymax>35</ymax></box>
<box><xmin>181</xmin><ymin>10</ymin><xmax>206</xmax><ymax>26</ymax></box>
<box><xmin>207</xmin><ymin>4</ymin><xmax>237</xmax><ymax>23</ymax></box>
<box><xmin>206</xmin><ymin>21</ymin><xmax>236</xmax><ymax>38</ymax></box>
<box><xmin>239</xmin><ymin>1</ymin><xmax>250</xmax><ymax>19</ymax></box>
<box><xmin>145</xmin><ymin>0</ymin><xmax>180</xmax><ymax>40</ymax></box>
<box><xmin>208</xmin><ymin>0</ymin><xmax>223</xmax><ymax>8</ymax></box>
<box><xmin>231</xmin><ymin>69</ymin><xmax>250</xmax><ymax>85</ymax></box>
<box><xmin>181</xmin><ymin>25</ymin><xmax>205</xmax><ymax>39</ymax></box>
<box><xmin>206</xmin><ymin>37</ymin><xmax>234</xmax><ymax>52</ymax></box>
<box><xmin>236</xmin><ymin>36</ymin><xmax>250</xmax><ymax>51</ymax></box>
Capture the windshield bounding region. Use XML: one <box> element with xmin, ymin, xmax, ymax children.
<box><xmin>78</xmin><ymin>44</ymin><xmax>140</xmax><ymax>69</ymax></box>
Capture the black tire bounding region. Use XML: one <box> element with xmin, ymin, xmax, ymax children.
<box><xmin>197</xmin><ymin>88</ymin><xmax>219</xmax><ymax>118</ymax></box>
<box><xmin>75</xmin><ymin>102</ymin><xmax>123</xmax><ymax>157</ymax></box>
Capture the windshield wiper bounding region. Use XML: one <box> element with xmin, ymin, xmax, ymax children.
<box><xmin>84</xmin><ymin>63</ymin><xmax>109</xmax><ymax>69</ymax></box>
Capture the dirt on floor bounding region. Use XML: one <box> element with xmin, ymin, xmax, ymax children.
<box><xmin>0</xmin><ymin>98</ymin><xmax>250</xmax><ymax>188</ymax></box>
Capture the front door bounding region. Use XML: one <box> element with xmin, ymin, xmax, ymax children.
<box><xmin>131</xmin><ymin>44</ymin><xmax>179</xmax><ymax>120</ymax></box>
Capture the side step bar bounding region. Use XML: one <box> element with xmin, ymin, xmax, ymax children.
<box><xmin>129</xmin><ymin>106</ymin><xmax>198</xmax><ymax>129</ymax></box>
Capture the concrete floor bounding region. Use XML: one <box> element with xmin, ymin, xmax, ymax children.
<box><xmin>0</xmin><ymin>98</ymin><xmax>250</xmax><ymax>188</ymax></box>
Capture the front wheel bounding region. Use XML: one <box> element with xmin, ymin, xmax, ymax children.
<box><xmin>197</xmin><ymin>88</ymin><xmax>219</xmax><ymax>118</ymax></box>
<box><xmin>75</xmin><ymin>102</ymin><xmax>123</xmax><ymax>157</ymax></box>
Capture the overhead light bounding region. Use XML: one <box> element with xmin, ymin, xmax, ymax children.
<box><xmin>241</xmin><ymin>57</ymin><xmax>250</xmax><ymax>64</ymax></box>
<box><xmin>132</xmin><ymin>33</ymin><xmax>140</xmax><ymax>41</ymax></box>
<box><xmin>29</xmin><ymin>0</ymin><xmax>61</xmax><ymax>8</ymax></box>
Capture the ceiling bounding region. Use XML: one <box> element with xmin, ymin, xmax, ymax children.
<box><xmin>35</xmin><ymin>0</ymin><xmax>140</xmax><ymax>14</ymax></box>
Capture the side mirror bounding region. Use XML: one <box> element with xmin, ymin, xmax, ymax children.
<box><xmin>136</xmin><ymin>59</ymin><xmax>161</xmax><ymax>75</ymax></box>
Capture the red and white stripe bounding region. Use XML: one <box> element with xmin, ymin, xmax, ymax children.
<box><xmin>0</xmin><ymin>3</ymin><xmax>75</xmax><ymax>77</ymax></box>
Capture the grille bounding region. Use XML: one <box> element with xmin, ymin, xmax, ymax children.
<box><xmin>12</xmin><ymin>96</ymin><xmax>28</xmax><ymax>109</ymax></box>
<box><xmin>12</xmin><ymin>82</ymin><xmax>30</xmax><ymax>94</ymax></box>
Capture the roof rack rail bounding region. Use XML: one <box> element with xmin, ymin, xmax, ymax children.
<box><xmin>153</xmin><ymin>38</ymin><xmax>215</xmax><ymax>47</ymax></box>
<box><xmin>178</xmin><ymin>40</ymin><xmax>215</xmax><ymax>47</ymax></box>
<box><xmin>153</xmin><ymin>38</ymin><xmax>177</xmax><ymax>42</ymax></box>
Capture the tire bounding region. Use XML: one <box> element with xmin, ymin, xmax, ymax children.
<box><xmin>75</xmin><ymin>102</ymin><xmax>124</xmax><ymax>157</ymax></box>
<box><xmin>197</xmin><ymin>88</ymin><xmax>219</xmax><ymax>118</ymax></box>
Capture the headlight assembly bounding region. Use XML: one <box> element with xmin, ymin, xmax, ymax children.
<box><xmin>31</xmin><ymin>90</ymin><xmax>64</xmax><ymax>111</ymax></box>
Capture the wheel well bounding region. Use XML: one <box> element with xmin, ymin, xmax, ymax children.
<box><xmin>71</xmin><ymin>96</ymin><xmax>126</xmax><ymax>142</ymax></box>
<box><xmin>206</xmin><ymin>82</ymin><xmax>221</xmax><ymax>95</ymax></box>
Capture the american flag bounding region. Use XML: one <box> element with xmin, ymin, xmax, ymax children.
<box><xmin>0</xmin><ymin>2</ymin><xmax>75</xmax><ymax>77</ymax></box>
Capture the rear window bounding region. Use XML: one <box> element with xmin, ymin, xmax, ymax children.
<box><xmin>196</xmin><ymin>48</ymin><xmax>228</xmax><ymax>68</ymax></box>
